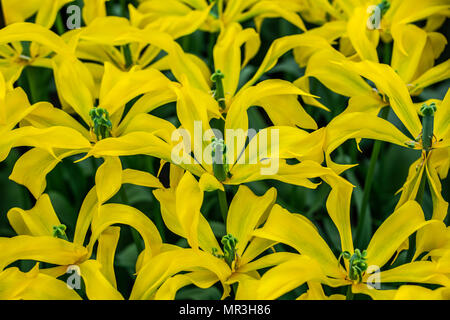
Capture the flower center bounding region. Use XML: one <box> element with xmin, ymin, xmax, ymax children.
<box><xmin>211</xmin><ymin>137</ymin><xmax>229</xmax><ymax>182</ymax></box>
<box><xmin>339</xmin><ymin>249</ymin><xmax>368</xmax><ymax>283</ymax></box>
<box><xmin>212</xmin><ymin>233</ymin><xmax>238</xmax><ymax>268</ymax></box>
<box><xmin>211</xmin><ymin>70</ymin><xmax>226</xmax><ymax>110</ymax></box>
<box><xmin>52</xmin><ymin>224</ymin><xmax>68</xmax><ymax>241</ymax></box>
<box><xmin>90</xmin><ymin>107</ymin><xmax>112</xmax><ymax>141</ymax></box>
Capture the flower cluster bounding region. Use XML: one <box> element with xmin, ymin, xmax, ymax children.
<box><xmin>0</xmin><ymin>0</ymin><xmax>449</xmax><ymax>300</ymax></box>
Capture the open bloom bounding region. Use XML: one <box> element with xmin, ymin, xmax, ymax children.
<box><xmin>8</xmin><ymin>55</ymin><xmax>177</xmax><ymax>199</ymax></box>
<box><xmin>132</xmin><ymin>170</ymin><xmax>298</xmax><ymax>299</ymax></box>
<box><xmin>1</xmin><ymin>165</ymin><xmax>167</xmax><ymax>299</ymax></box>
<box><xmin>323</xmin><ymin>62</ymin><xmax>449</xmax><ymax>221</ymax></box>
<box><xmin>299</xmin><ymin>0</ymin><xmax>450</xmax><ymax>63</ymax></box>
<box><xmin>130</xmin><ymin>0</ymin><xmax>307</xmax><ymax>34</ymax></box>
<box><xmin>236</xmin><ymin>199</ymin><xmax>449</xmax><ymax>299</ymax></box>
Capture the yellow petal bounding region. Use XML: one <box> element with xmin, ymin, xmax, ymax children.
<box><xmin>117</xmin><ymin>90</ymin><xmax>177</xmax><ymax>133</ymax></box>
<box><xmin>7</xmin><ymin>194</ymin><xmax>61</xmax><ymax>237</ymax></box>
<box><xmin>52</xmin><ymin>56</ymin><xmax>95</xmax><ymax>125</ymax></box>
<box><xmin>9</xmin><ymin>148</ymin><xmax>80</xmax><ymax>199</ymax></box>
<box><xmin>95</xmin><ymin>156</ymin><xmax>123</xmax><ymax>204</ymax></box>
<box><xmin>304</xmin><ymin>48</ymin><xmax>374</xmax><ymax>98</ymax></box>
<box><xmin>346</xmin><ymin>6</ymin><xmax>379</xmax><ymax>62</ymax></box>
<box><xmin>96</xmin><ymin>226</ymin><xmax>120</xmax><ymax>289</ymax></box>
<box><xmin>175</xmin><ymin>172</ymin><xmax>203</xmax><ymax>250</ymax></box>
<box><xmin>73</xmin><ymin>187</ymin><xmax>98</xmax><ymax>246</ymax></box>
<box><xmin>235</xmin><ymin>255</ymin><xmax>328</xmax><ymax>300</ymax></box>
<box><xmin>153</xmin><ymin>270</ymin><xmax>219</xmax><ymax>300</ymax></box>
<box><xmin>253</xmin><ymin>204</ymin><xmax>342</xmax><ymax>278</ymax></box>
<box><xmin>0</xmin><ymin>266</ymin><xmax>81</xmax><ymax>300</ymax></box>
<box><xmin>130</xmin><ymin>249</ymin><xmax>231</xmax><ymax>300</ymax></box>
<box><xmin>324</xmin><ymin>112</ymin><xmax>413</xmax><ymax>174</ymax></box>
<box><xmin>373</xmin><ymin>261</ymin><xmax>450</xmax><ymax>287</ymax></box>
<box><xmin>153</xmin><ymin>185</ymin><xmax>222</xmax><ymax>255</ymax></box>
<box><xmin>78</xmin><ymin>260</ymin><xmax>124</xmax><ymax>300</ymax></box>
<box><xmin>391</xmin><ymin>24</ymin><xmax>428</xmax><ymax>84</ymax></box>
<box><xmin>0</xmin><ymin>22</ymin><xmax>72</xmax><ymax>55</ymax></box>
<box><xmin>121</xmin><ymin>169</ymin><xmax>163</xmax><ymax>189</ymax></box>
<box><xmin>88</xmin><ymin>203</ymin><xmax>162</xmax><ymax>264</ymax></box>
<box><xmin>99</xmin><ymin>63</ymin><xmax>173</xmax><ymax>117</ymax></box>
<box><xmin>213</xmin><ymin>23</ymin><xmax>260</xmax><ymax>98</ymax></box>
<box><xmin>343</xmin><ymin>61</ymin><xmax>422</xmax><ymax>137</ymax></box>
<box><xmin>198</xmin><ymin>173</ymin><xmax>224</xmax><ymax>192</ymax></box>
<box><xmin>242</xmin><ymin>33</ymin><xmax>330</xmax><ymax>89</ymax></box>
<box><xmin>0</xmin><ymin>236</ymin><xmax>87</xmax><ymax>270</ymax></box>
<box><xmin>366</xmin><ymin>201</ymin><xmax>437</xmax><ymax>268</ymax></box>
<box><xmin>394</xmin><ymin>285</ymin><xmax>450</xmax><ymax>300</ymax></box>
<box><xmin>410</xmin><ymin>60</ymin><xmax>450</xmax><ymax>95</ymax></box>
<box><xmin>82</xmin><ymin>0</ymin><xmax>109</xmax><ymax>25</ymax></box>
<box><xmin>227</xmin><ymin>186</ymin><xmax>276</xmax><ymax>257</ymax></box>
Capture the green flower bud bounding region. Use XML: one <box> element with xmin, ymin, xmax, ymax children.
<box><xmin>90</xmin><ymin>107</ymin><xmax>112</xmax><ymax>141</ymax></box>
<box><xmin>52</xmin><ymin>224</ymin><xmax>68</xmax><ymax>241</ymax></box>
<box><xmin>211</xmin><ymin>70</ymin><xmax>226</xmax><ymax>109</ymax></box>
<box><xmin>221</xmin><ymin>234</ymin><xmax>238</xmax><ymax>267</ymax></box>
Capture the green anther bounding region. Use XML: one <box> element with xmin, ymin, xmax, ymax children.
<box><xmin>221</xmin><ymin>234</ymin><xmax>238</xmax><ymax>267</ymax></box>
<box><xmin>211</xmin><ymin>70</ymin><xmax>226</xmax><ymax>110</ymax></box>
<box><xmin>420</xmin><ymin>102</ymin><xmax>436</xmax><ymax>152</ymax></box>
<box><xmin>377</xmin><ymin>0</ymin><xmax>390</xmax><ymax>17</ymax></box>
<box><xmin>339</xmin><ymin>249</ymin><xmax>368</xmax><ymax>283</ymax></box>
<box><xmin>52</xmin><ymin>224</ymin><xmax>68</xmax><ymax>241</ymax></box>
<box><xmin>212</xmin><ymin>247</ymin><xmax>223</xmax><ymax>259</ymax></box>
<box><xmin>211</xmin><ymin>138</ymin><xmax>229</xmax><ymax>182</ymax></box>
<box><xmin>89</xmin><ymin>107</ymin><xmax>112</xmax><ymax>141</ymax></box>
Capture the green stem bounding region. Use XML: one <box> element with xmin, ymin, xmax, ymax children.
<box><xmin>345</xmin><ymin>285</ymin><xmax>354</xmax><ymax>300</ymax></box>
<box><xmin>55</xmin><ymin>12</ymin><xmax>65</xmax><ymax>35</ymax></box>
<box><xmin>120</xmin><ymin>0</ymin><xmax>128</xmax><ymax>17</ymax></box>
<box><xmin>217</xmin><ymin>189</ymin><xmax>228</xmax><ymax>223</ymax></box>
<box><xmin>25</xmin><ymin>68</ymin><xmax>39</xmax><ymax>103</ymax></box>
<box><xmin>123</xmin><ymin>44</ymin><xmax>133</xmax><ymax>69</ymax></box>
<box><xmin>355</xmin><ymin>107</ymin><xmax>390</xmax><ymax>245</ymax></box>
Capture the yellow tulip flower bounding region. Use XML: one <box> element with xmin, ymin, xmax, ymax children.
<box><xmin>131</xmin><ymin>0</ymin><xmax>307</xmax><ymax>34</ymax></box>
<box><xmin>302</xmin><ymin>0</ymin><xmax>450</xmax><ymax>63</ymax></box>
<box><xmin>235</xmin><ymin>200</ymin><xmax>449</xmax><ymax>299</ymax></box>
<box><xmin>323</xmin><ymin>62</ymin><xmax>449</xmax><ymax>221</ymax></box>
<box><xmin>1</xmin><ymin>165</ymin><xmax>167</xmax><ymax>299</ymax></box>
<box><xmin>132</xmin><ymin>169</ymin><xmax>298</xmax><ymax>299</ymax></box>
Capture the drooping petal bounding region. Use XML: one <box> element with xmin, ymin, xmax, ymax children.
<box><xmin>343</xmin><ymin>61</ymin><xmax>422</xmax><ymax>138</ymax></box>
<box><xmin>366</xmin><ymin>201</ymin><xmax>437</xmax><ymax>268</ymax></box>
<box><xmin>95</xmin><ymin>156</ymin><xmax>123</xmax><ymax>205</ymax></box>
<box><xmin>96</xmin><ymin>226</ymin><xmax>120</xmax><ymax>289</ymax></box>
<box><xmin>235</xmin><ymin>255</ymin><xmax>334</xmax><ymax>300</ymax></box>
<box><xmin>253</xmin><ymin>204</ymin><xmax>343</xmax><ymax>278</ymax></box>
<box><xmin>9</xmin><ymin>148</ymin><xmax>80</xmax><ymax>199</ymax></box>
<box><xmin>213</xmin><ymin>23</ymin><xmax>260</xmax><ymax>98</ymax></box>
<box><xmin>0</xmin><ymin>265</ymin><xmax>81</xmax><ymax>300</ymax></box>
<box><xmin>227</xmin><ymin>186</ymin><xmax>276</xmax><ymax>257</ymax></box>
<box><xmin>0</xmin><ymin>236</ymin><xmax>87</xmax><ymax>270</ymax></box>
<box><xmin>175</xmin><ymin>172</ymin><xmax>203</xmax><ymax>250</ymax></box>
<box><xmin>130</xmin><ymin>249</ymin><xmax>231</xmax><ymax>300</ymax></box>
<box><xmin>7</xmin><ymin>194</ymin><xmax>61</xmax><ymax>237</ymax></box>
<box><xmin>88</xmin><ymin>203</ymin><xmax>163</xmax><ymax>265</ymax></box>
<box><xmin>78</xmin><ymin>260</ymin><xmax>124</xmax><ymax>300</ymax></box>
